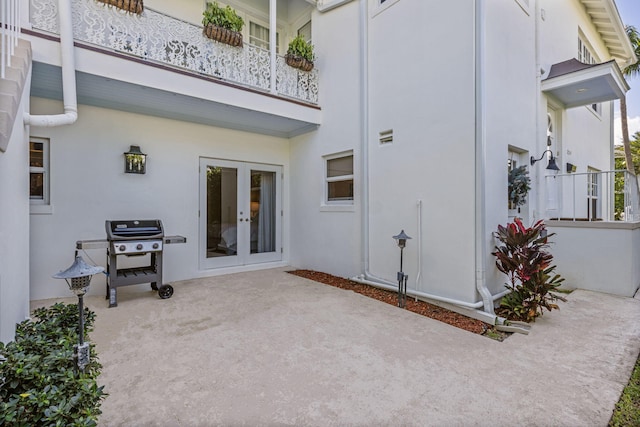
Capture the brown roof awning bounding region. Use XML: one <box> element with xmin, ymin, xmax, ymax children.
<box><xmin>541</xmin><ymin>59</ymin><xmax>629</xmax><ymax>108</ymax></box>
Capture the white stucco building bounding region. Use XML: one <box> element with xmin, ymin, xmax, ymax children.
<box><xmin>0</xmin><ymin>0</ymin><xmax>637</xmax><ymax>342</ymax></box>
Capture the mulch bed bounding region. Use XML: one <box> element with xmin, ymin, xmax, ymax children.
<box><xmin>288</xmin><ymin>269</ymin><xmax>493</xmax><ymax>336</ymax></box>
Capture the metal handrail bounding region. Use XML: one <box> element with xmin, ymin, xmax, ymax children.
<box><xmin>544</xmin><ymin>169</ymin><xmax>640</xmax><ymax>222</ymax></box>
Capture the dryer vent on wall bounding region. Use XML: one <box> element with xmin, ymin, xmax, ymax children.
<box><xmin>379</xmin><ymin>129</ymin><xmax>393</xmax><ymax>144</ymax></box>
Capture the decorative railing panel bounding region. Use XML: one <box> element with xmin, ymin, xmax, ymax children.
<box><xmin>30</xmin><ymin>0</ymin><xmax>318</xmax><ymax>104</ymax></box>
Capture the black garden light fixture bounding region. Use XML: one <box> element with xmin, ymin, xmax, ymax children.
<box><xmin>53</xmin><ymin>256</ymin><xmax>104</xmax><ymax>371</ymax></box>
<box><xmin>124</xmin><ymin>145</ymin><xmax>146</xmax><ymax>174</ymax></box>
<box><xmin>392</xmin><ymin>229</ymin><xmax>411</xmax><ymax>308</ymax></box>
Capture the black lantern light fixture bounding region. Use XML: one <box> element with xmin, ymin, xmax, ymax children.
<box><xmin>124</xmin><ymin>145</ymin><xmax>146</xmax><ymax>174</ymax></box>
<box><xmin>53</xmin><ymin>256</ymin><xmax>104</xmax><ymax>371</ymax></box>
<box><xmin>392</xmin><ymin>229</ymin><xmax>411</xmax><ymax>308</ymax></box>
<box><xmin>531</xmin><ymin>136</ymin><xmax>560</xmax><ymax>171</ymax></box>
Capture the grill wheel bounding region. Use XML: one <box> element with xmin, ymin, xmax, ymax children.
<box><xmin>158</xmin><ymin>285</ymin><xmax>174</xmax><ymax>299</ymax></box>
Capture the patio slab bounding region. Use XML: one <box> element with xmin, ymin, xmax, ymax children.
<box><xmin>32</xmin><ymin>268</ymin><xmax>640</xmax><ymax>426</ymax></box>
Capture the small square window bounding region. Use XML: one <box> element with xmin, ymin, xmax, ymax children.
<box><xmin>29</xmin><ymin>138</ymin><xmax>49</xmax><ymax>204</ymax></box>
<box><xmin>325</xmin><ymin>153</ymin><xmax>354</xmax><ymax>204</ymax></box>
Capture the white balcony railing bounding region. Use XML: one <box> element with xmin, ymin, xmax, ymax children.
<box><xmin>1</xmin><ymin>0</ymin><xmax>20</xmax><ymax>79</ymax></box>
<box><xmin>544</xmin><ymin>170</ymin><xmax>640</xmax><ymax>222</ymax></box>
<box><xmin>30</xmin><ymin>0</ymin><xmax>319</xmax><ymax>104</ymax></box>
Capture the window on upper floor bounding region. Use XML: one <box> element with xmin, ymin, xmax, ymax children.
<box><xmin>298</xmin><ymin>20</ymin><xmax>311</xmax><ymax>44</ymax></box>
<box><xmin>29</xmin><ymin>137</ymin><xmax>50</xmax><ymax>205</ymax></box>
<box><xmin>578</xmin><ymin>35</ymin><xmax>601</xmax><ymax>115</ymax></box>
<box><xmin>250</xmin><ymin>21</ymin><xmax>280</xmax><ymax>53</ymax></box>
<box><xmin>324</xmin><ymin>152</ymin><xmax>354</xmax><ymax>204</ymax></box>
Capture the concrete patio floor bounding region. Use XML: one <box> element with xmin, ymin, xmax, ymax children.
<box><xmin>32</xmin><ymin>267</ymin><xmax>640</xmax><ymax>426</ymax></box>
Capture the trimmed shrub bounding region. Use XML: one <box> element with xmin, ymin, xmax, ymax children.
<box><xmin>0</xmin><ymin>303</ymin><xmax>105</xmax><ymax>426</ymax></box>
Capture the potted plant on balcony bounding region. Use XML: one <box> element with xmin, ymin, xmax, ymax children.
<box><xmin>96</xmin><ymin>0</ymin><xmax>144</xmax><ymax>15</ymax></box>
<box><xmin>285</xmin><ymin>35</ymin><xmax>315</xmax><ymax>72</ymax></box>
<box><xmin>202</xmin><ymin>2</ymin><xmax>244</xmax><ymax>47</ymax></box>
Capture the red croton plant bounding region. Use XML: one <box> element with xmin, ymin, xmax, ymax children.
<box><xmin>492</xmin><ymin>218</ymin><xmax>566</xmax><ymax>322</ymax></box>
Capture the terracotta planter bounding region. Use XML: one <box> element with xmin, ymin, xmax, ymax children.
<box><xmin>285</xmin><ymin>54</ymin><xmax>314</xmax><ymax>72</ymax></box>
<box><xmin>203</xmin><ymin>24</ymin><xmax>243</xmax><ymax>47</ymax></box>
<box><xmin>96</xmin><ymin>0</ymin><xmax>144</xmax><ymax>14</ymax></box>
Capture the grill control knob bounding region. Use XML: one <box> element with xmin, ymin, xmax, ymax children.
<box><xmin>153</xmin><ymin>243</ymin><xmax>159</xmax><ymax>249</ymax></box>
<box><xmin>119</xmin><ymin>245</ymin><xmax>126</xmax><ymax>252</ymax></box>
<box><xmin>136</xmin><ymin>243</ymin><xmax>143</xmax><ymax>250</ymax></box>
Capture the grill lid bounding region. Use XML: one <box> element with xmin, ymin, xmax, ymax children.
<box><xmin>106</xmin><ymin>219</ymin><xmax>164</xmax><ymax>240</ymax></box>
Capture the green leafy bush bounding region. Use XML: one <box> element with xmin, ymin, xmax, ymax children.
<box><xmin>0</xmin><ymin>303</ymin><xmax>105</xmax><ymax>426</ymax></box>
<box><xmin>287</xmin><ymin>35</ymin><xmax>315</xmax><ymax>62</ymax></box>
<box><xmin>492</xmin><ymin>218</ymin><xmax>566</xmax><ymax>322</ymax></box>
<box><xmin>202</xmin><ymin>1</ymin><xmax>244</xmax><ymax>32</ymax></box>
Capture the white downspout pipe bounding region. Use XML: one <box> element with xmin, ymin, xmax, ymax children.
<box><xmin>23</xmin><ymin>0</ymin><xmax>77</xmax><ymax>127</ymax></box>
<box><xmin>474</xmin><ymin>0</ymin><xmax>494</xmax><ymax>314</ymax></box>
<box><xmin>350</xmin><ymin>0</ymin><xmax>504</xmax><ymax>322</ymax></box>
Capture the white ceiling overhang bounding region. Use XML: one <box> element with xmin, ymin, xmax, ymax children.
<box><xmin>579</xmin><ymin>0</ymin><xmax>637</xmax><ymax>68</ymax></box>
<box><xmin>541</xmin><ymin>59</ymin><xmax>629</xmax><ymax>108</ymax></box>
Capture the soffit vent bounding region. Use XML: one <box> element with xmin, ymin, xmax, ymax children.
<box><xmin>379</xmin><ymin>129</ymin><xmax>393</xmax><ymax>144</ymax></box>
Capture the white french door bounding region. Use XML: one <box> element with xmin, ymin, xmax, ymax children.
<box><xmin>200</xmin><ymin>158</ymin><xmax>282</xmax><ymax>269</ymax></box>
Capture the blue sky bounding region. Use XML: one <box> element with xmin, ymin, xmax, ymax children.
<box><xmin>615</xmin><ymin>0</ymin><xmax>640</xmax><ymax>141</ymax></box>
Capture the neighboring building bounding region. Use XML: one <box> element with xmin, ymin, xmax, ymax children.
<box><xmin>0</xmin><ymin>0</ymin><xmax>637</xmax><ymax>341</ymax></box>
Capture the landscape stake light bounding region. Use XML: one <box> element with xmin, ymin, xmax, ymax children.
<box><xmin>53</xmin><ymin>256</ymin><xmax>104</xmax><ymax>371</ymax></box>
<box><xmin>392</xmin><ymin>229</ymin><xmax>411</xmax><ymax>308</ymax></box>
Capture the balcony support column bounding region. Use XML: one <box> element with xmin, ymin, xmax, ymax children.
<box><xmin>269</xmin><ymin>0</ymin><xmax>277</xmax><ymax>94</ymax></box>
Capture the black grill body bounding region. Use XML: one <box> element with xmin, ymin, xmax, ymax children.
<box><xmin>105</xmin><ymin>219</ymin><xmax>169</xmax><ymax>307</ymax></box>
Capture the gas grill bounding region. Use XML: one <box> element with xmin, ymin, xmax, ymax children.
<box><xmin>76</xmin><ymin>219</ymin><xmax>186</xmax><ymax>307</ymax></box>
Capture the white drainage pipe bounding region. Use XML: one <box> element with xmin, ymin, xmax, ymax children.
<box><xmin>24</xmin><ymin>0</ymin><xmax>77</xmax><ymax>127</ymax></box>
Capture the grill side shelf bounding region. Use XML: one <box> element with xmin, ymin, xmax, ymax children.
<box><xmin>76</xmin><ymin>239</ymin><xmax>109</xmax><ymax>250</ymax></box>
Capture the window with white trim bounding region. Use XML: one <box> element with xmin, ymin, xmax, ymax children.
<box><xmin>29</xmin><ymin>137</ymin><xmax>50</xmax><ymax>204</ymax></box>
<box><xmin>325</xmin><ymin>152</ymin><xmax>354</xmax><ymax>204</ymax></box>
<box><xmin>249</xmin><ymin>21</ymin><xmax>279</xmax><ymax>53</ymax></box>
<box><xmin>297</xmin><ymin>20</ymin><xmax>311</xmax><ymax>44</ymax></box>
<box><xmin>578</xmin><ymin>35</ymin><xmax>601</xmax><ymax>114</ymax></box>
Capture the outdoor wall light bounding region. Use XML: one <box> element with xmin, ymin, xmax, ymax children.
<box><xmin>124</xmin><ymin>145</ymin><xmax>146</xmax><ymax>174</ymax></box>
<box><xmin>392</xmin><ymin>230</ymin><xmax>412</xmax><ymax>308</ymax></box>
<box><xmin>53</xmin><ymin>256</ymin><xmax>104</xmax><ymax>371</ymax></box>
<box><xmin>530</xmin><ymin>149</ymin><xmax>560</xmax><ymax>171</ymax></box>
<box><xmin>566</xmin><ymin>162</ymin><xmax>577</xmax><ymax>173</ymax></box>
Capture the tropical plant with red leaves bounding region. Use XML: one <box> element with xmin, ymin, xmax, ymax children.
<box><xmin>492</xmin><ymin>218</ymin><xmax>566</xmax><ymax>322</ymax></box>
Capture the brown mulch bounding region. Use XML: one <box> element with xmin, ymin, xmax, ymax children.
<box><xmin>288</xmin><ymin>269</ymin><xmax>492</xmax><ymax>336</ymax></box>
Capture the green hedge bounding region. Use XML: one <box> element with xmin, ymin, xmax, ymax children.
<box><xmin>0</xmin><ymin>303</ymin><xmax>105</xmax><ymax>426</ymax></box>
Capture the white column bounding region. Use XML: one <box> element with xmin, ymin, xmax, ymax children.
<box><xmin>269</xmin><ymin>0</ymin><xmax>277</xmax><ymax>94</ymax></box>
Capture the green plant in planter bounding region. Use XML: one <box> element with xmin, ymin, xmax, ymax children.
<box><xmin>202</xmin><ymin>2</ymin><xmax>244</xmax><ymax>47</ymax></box>
<box><xmin>202</xmin><ymin>2</ymin><xmax>244</xmax><ymax>32</ymax></box>
<box><xmin>286</xmin><ymin>35</ymin><xmax>315</xmax><ymax>71</ymax></box>
<box><xmin>508</xmin><ymin>165</ymin><xmax>531</xmax><ymax>208</ymax></box>
<box><xmin>492</xmin><ymin>218</ymin><xmax>566</xmax><ymax>322</ymax></box>
<box><xmin>287</xmin><ymin>35</ymin><xmax>315</xmax><ymax>62</ymax></box>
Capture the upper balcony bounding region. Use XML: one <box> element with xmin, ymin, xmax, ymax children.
<box><xmin>25</xmin><ymin>0</ymin><xmax>321</xmax><ymax>137</ymax></box>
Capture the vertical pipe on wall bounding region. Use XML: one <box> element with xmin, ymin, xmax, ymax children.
<box><xmin>269</xmin><ymin>0</ymin><xmax>277</xmax><ymax>95</ymax></box>
<box><xmin>23</xmin><ymin>0</ymin><xmax>77</xmax><ymax>126</ymax></box>
<box><xmin>474</xmin><ymin>0</ymin><xmax>494</xmax><ymax>314</ymax></box>
<box><xmin>415</xmin><ymin>199</ymin><xmax>422</xmax><ymax>301</ymax></box>
<box><xmin>1</xmin><ymin>0</ymin><xmax>6</xmax><ymax>79</ymax></box>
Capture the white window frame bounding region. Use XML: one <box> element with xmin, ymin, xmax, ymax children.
<box><xmin>29</xmin><ymin>137</ymin><xmax>53</xmax><ymax>214</ymax></box>
<box><xmin>578</xmin><ymin>33</ymin><xmax>602</xmax><ymax>116</ymax></box>
<box><xmin>322</xmin><ymin>151</ymin><xmax>354</xmax><ymax>210</ymax></box>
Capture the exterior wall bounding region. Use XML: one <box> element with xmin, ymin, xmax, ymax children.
<box><xmin>538</xmin><ymin>0</ymin><xmax>617</xmax><ymax>219</ymax></box>
<box><xmin>484</xmin><ymin>0</ymin><xmax>538</xmax><ymax>295</ymax></box>
<box><xmin>289</xmin><ymin>2</ymin><xmax>362</xmax><ymax>278</ymax></box>
<box><xmin>0</xmin><ymin>68</ymin><xmax>31</xmax><ymax>343</ymax></box>
<box><xmin>548</xmin><ymin>222</ymin><xmax>640</xmax><ymax>297</ymax></box>
<box><xmin>366</xmin><ymin>0</ymin><xmax>477</xmax><ymax>302</ymax></box>
<box><xmin>29</xmin><ymin>97</ymin><xmax>290</xmax><ymax>300</ymax></box>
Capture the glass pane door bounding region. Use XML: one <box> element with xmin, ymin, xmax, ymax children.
<box><xmin>200</xmin><ymin>159</ymin><xmax>282</xmax><ymax>269</ymax></box>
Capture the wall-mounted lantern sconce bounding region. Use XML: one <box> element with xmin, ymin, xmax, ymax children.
<box><xmin>530</xmin><ymin>149</ymin><xmax>560</xmax><ymax>171</ymax></box>
<box><xmin>124</xmin><ymin>145</ymin><xmax>146</xmax><ymax>174</ymax></box>
<box><xmin>392</xmin><ymin>229</ymin><xmax>411</xmax><ymax>308</ymax></box>
<box><xmin>566</xmin><ymin>163</ymin><xmax>577</xmax><ymax>173</ymax></box>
